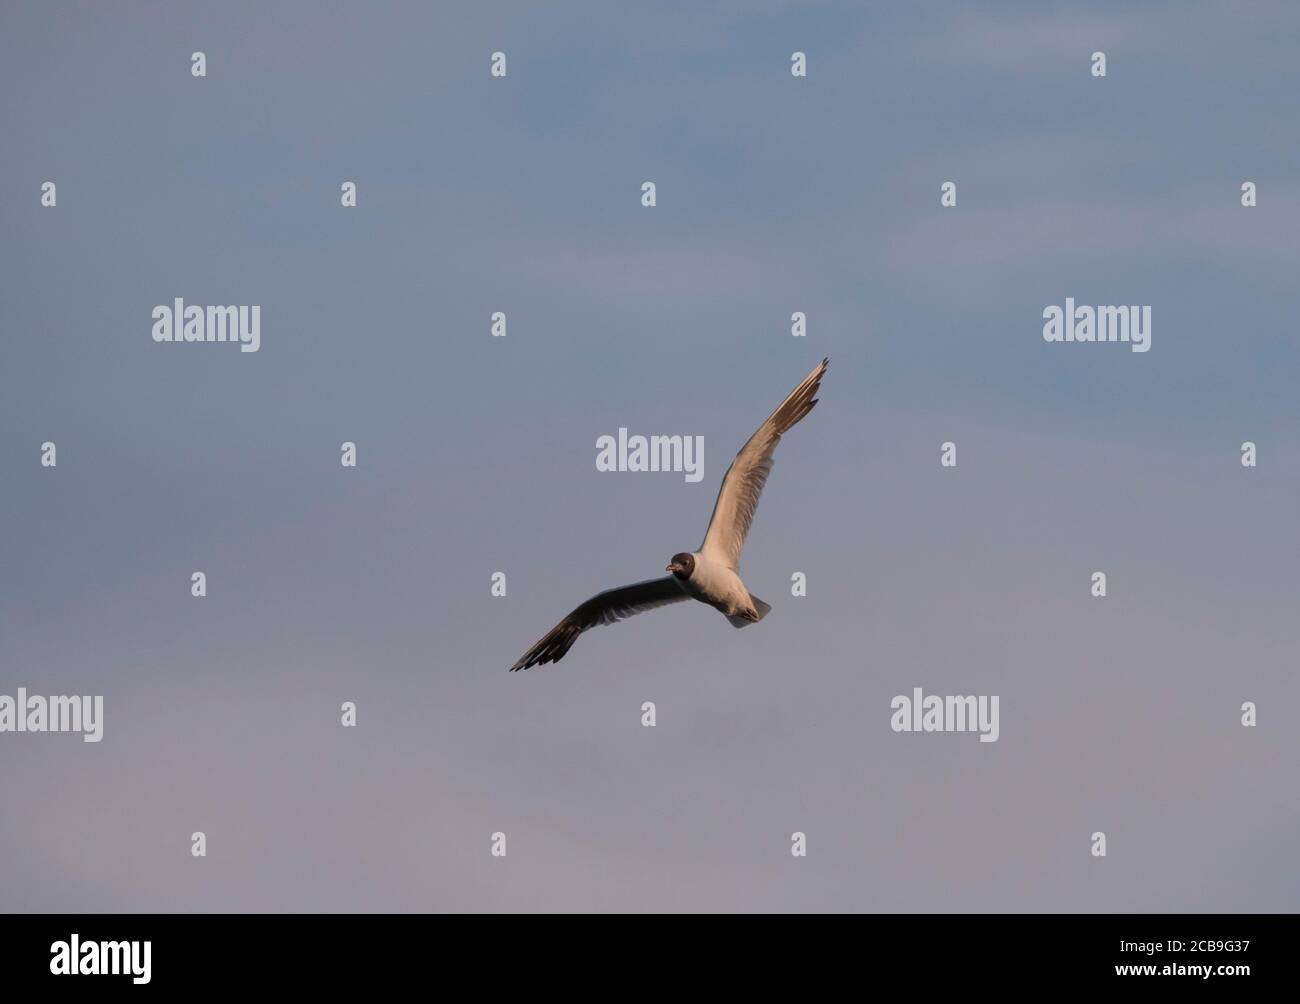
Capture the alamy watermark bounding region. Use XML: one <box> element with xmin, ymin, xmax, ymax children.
<box><xmin>0</xmin><ymin>689</ymin><xmax>103</xmax><ymax>742</ymax></box>
<box><xmin>1043</xmin><ymin>298</ymin><xmax>1151</xmax><ymax>353</ymax></box>
<box><xmin>890</xmin><ymin>688</ymin><xmax>999</xmax><ymax>743</ymax></box>
<box><xmin>596</xmin><ymin>428</ymin><xmax>704</xmax><ymax>483</ymax></box>
<box><xmin>50</xmin><ymin>935</ymin><xmax>150</xmax><ymax>984</ymax></box>
<box><xmin>152</xmin><ymin>298</ymin><xmax>260</xmax><ymax>353</ymax></box>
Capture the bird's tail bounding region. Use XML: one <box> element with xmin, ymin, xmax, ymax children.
<box><xmin>727</xmin><ymin>594</ymin><xmax>772</xmax><ymax>628</ymax></box>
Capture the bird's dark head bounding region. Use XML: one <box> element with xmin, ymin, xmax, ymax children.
<box><xmin>666</xmin><ymin>552</ymin><xmax>695</xmax><ymax>580</ymax></box>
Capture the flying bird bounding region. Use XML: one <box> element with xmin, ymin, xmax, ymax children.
<box><xmin>510</xmin><ymin>357</ymin><xmax>828</xmax><ymax>671</ymax></box>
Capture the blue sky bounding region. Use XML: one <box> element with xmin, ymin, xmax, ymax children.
<box><xmin>1</xmin><ymin>1</ymin><xmax>1297</xmax><ymax>911</ymax></box>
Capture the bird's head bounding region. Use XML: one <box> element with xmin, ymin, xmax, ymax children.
<box><xmin>666</xmin><ymin>552</ymin><xmax>695</xmax><ymax>580</ymax></box>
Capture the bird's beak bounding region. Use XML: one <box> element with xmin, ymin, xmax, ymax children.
<box><xmin>666</xmin><ymin>563</ymin><xmax>678</xmax><ymax>573</ymax></box>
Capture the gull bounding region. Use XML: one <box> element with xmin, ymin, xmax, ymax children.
<box><xmin>510</xmin><ymin>358</ymin><xmax>828</xmax><ymax>671</ymax></box>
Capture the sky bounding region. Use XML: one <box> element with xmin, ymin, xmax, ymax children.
<box><xmin>1</xmin><ymin>0</ymin><xmax>1297</xmax><ymax>912</ymax></box>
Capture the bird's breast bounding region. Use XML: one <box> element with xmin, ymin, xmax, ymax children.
<box><xmin>686</xmin><ymin>553</ymin><xmax>746</xmax><ymax>606</ymax></box>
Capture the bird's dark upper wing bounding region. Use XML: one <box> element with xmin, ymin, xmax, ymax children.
<box><xmin>510</xmin><ymin>576</ymin><xmax>691</xmax><ymax>671</ymax></box>
<box><xmin>699</xmin><ymin>357</ymin><xmax>827</xmax><ymax>570</ymax></box>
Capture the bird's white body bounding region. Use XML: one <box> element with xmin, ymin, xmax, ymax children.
<box><xmin>682</xmin><ymin>551</ymin><xmax>756</xmax><ymax>620</ymax></box>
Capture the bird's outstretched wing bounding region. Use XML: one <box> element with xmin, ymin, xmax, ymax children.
<box><xmin>699</xmin><ymin>357</ymin><xmax>827</xmax><ymax>570</ymax></box>
<box><xmin>510</xmin><ymin>576</ymin><xmax>690</xmax><ymax>671</ymax></box>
